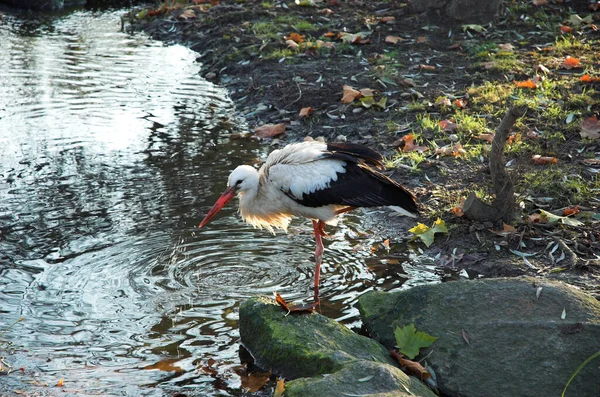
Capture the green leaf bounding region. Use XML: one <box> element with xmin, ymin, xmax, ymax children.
<box><xmin>462</xmin><ymin>24</ymin><xmax>486</xmax><ymax>33</ymax></box>
<box><xmin>409</xmin><ymin>218</ymin><xmax>448</xmax><ymax>247</ymax></box>
<box><xmin>394</xmin><ymin>323</ymin><xmax>438</xmax><ymax>359</ymax></box>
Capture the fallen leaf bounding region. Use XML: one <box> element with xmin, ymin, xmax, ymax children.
<box><xmin>439</xmin><ymin>119</ymin><xmax>457</xmax><ymax>132</ymax></box>
<box><xmin>178</xmin><ymin>8</ymin><xmax>196</xmax><ymax>19</ymax></box>
<box><xmin>532</xmin><ymin>155</ymin><xmax>558</xmax><ymax>164</ymax></box>
<box><xmin>581</xmin><ymin>116</ymin><xmax>600</xmax><ymax>139</ymax></box>
<box><xmin>380</xmin><ymin>16</ymin><xmax>395</xmax><ymax>23</ymax></box>
<box><xmin>323</xmin><ymin>31</ymin><xmax>336</xmax><ymax>37</ymax></box>
<box><xmin>241</xmin><ymin>370</ymin><xmax>271</xmax><ymax>392</ymax></box>
<box><xmin>56</xmin><ymin>378</ymin><xmax>64</xmax><ymax>387</ymax></box>
<box><xmin>447</xmin><ymin>43</ymin><xmax>462</xmax><ymax>50</ymax></box>
<box><xmin>462</xmin><ymin>24</ymin><xmax>486</xmax><ymax>33</ymax></box>
<box><xmin>416</xmin><ymin>36</ymin><xmax>427</xmax><ymax>43</ymax></box>
<box><xmin>285</xmin><ymin>39</ymin><xmax>299</xmax><ymax>49</ymax></box>
<box><xmin>497</xmin><ymin>43</ymin><xmax>514</xmax><ymax>51</ymax></box>
<box><xmin>273</xmin><ymin>292</ymin><xmax>317</xmax><ymax>314</ymax></box>
<box><xmin>462</xmin><ymin>329</ymin><xmax>471</xmax><ymax>345</ymax></box>
<box><xmin>394</xmin><ymin>323</ymin><xmax>438</xmax><ymax>359</ymax></box>
<box><xmin>341</xmin><ymin>85</ymin><xmax>361</xmax><ymax>104</ymax></box>
<box><xmin>532</xmin><ymin>0</ymin><xmax>548</xmax><ymax>5</ymax></box>
<box><xmin>454</xmin><ymin>98</ymin><xmax>467</xmax><ymax>108</ymax></box>
<box><xmin>583</xmin><ymin>158</ymin><xmax>600</xmax><ymax>165</ymax></box>
<box><xmin>435</xmin><ymin>143</ymin><xmax>466</xmax><ymax>157</ymax></box>
<box><xmin>563</xmin><ymin>205</ymin><xmax>580</xmax><ymax>216</ymax></box>
<box><xmin>514</xmin><ymin>79</ymin><xmax>538</xmax><ymax>89</ymax></box>
<box><xmin>385</xmin><ymin>35</ymin><xmax>402</xmax><ymax>44</ymax></box>
<box><xmin>318</xmin><ymin>8</ymin><xmax>333</xmax><ymax>14</ymax></box>
<box><xmin>475</xmin><ymin>133</ymin><xmax>495</xmax><ymax>142</ymax></box>
<box><xmin>409</xmin><ymin>218</ymin><xmax>448</xmax><ymax>247</ymax></box>
<box><xmin>391</xmin><ymin>350</ymin><xmax>431</xmax><ymax>380</ymax></box>
<box><xmin>419</xmin><ymin>64</ymin><xmax>436</xmax><ymax>71</ymax></box>
<box><xmin>536</xmin><ymin>64</ymin><xmax>551</xmax><ymax>74</ymax></box>
<box><xmin>563</xmin><ymin>56</ymin><xmax>581</xmax><ymax>69</ymax></box>
<box><xmin>273</xmin><ymin>378</ymin><xmax>285</xmax><ymax>397</ymax></box>
<box><xmin>435</xmin><ymin>97</ymin><xmax>452</xmax><ymax>107</ymax></box>
<box><xmin>560</xmin><ymin>25</ymin><xmax>573</xmax><ymax>33</ymax></box>
<box><xmin>287</xmin><ymin>32</ymin><xmax>305</xmax><ymax>43</ymax></box>
<box><xmin>359</xmin><ymin>88</ymin><xmax>376</xmax><ymax>97</ymax></box>
<box><xmin>254</xmin><ymin>123</ymin><xmax>286</xmax><ymax>139</ymax></box>
<box><xmin>399</xmin><ymin>134</ymin><xmax>428</xmax><ymax>153</ymax></box>
<box><xmin>489</xmin><ymin>223</ymin><xmax>518</xmax><ymax>236</ymax></box>
<box><xmin>580</xmin><ymin>74</ymin><xmax>600</xmax><ymax>83</ymax></box>
<box><xmin>299</xmin><ymin>107</ymin><xmax>313</xmax><ymax>117</ymax></box>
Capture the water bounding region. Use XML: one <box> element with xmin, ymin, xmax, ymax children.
<box><xmin>0</xmin><ymin>8</ymin><xmax>440</xmax><ymax>396</ymax></box>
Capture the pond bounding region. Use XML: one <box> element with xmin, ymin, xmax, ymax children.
<box><xmin>0</xmin><ymin>7</ymin><xmax>439</xmax><ymax>396</ymax></box>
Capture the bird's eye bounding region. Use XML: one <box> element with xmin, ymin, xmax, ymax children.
<box><xmin>236</xmin><ymin>180</ymin><xmax>242</xmax><ymax>186</ymax></box>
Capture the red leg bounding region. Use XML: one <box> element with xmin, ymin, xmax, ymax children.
<box><xmin>312</xmin><ymin>220</ymin><xmax>325</xmax><ymax>303</ymax></box>
<box><xmin>335</xmin><ymin>206</ymin><xmax>356</xmax><ymax>215</ymax></box>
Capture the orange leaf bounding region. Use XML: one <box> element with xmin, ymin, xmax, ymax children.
<box><xmin>532</xmin><ymin>0</ymin><xmax>548</xmax><ymax>5</ymax></box>
<box><xmin>323</xmin><ymin>32</ymin><xmax>336</xmax><ymax>37</ymax></box>
<box><xmin>583</xmin><ymin>158</ymin><xmax>600</xmax><ymax>165</ymax></box>
<box><xmin>528</xmin><ymin>213</ymin><xmax>544</xmax><ymax>223</ymax></box>
<box><xmin>454</xmin><ymin>98</ymin><xmax>467</xmax><ymax>108</ymax></box>
<box><xmin>56</xmin><ymin>378</ymin><xmax>64</xmax><ymax>387</ymax></box>
<box><xmin>563</xmin><ymin>56</ymin><xmax>580</xmax><ymax>69</ymax></box>
<box><xmin>560</xmin><ymin>25</ymin><xmax>573</xmax><ymax>33</ymax></box>
<box><xmin>489</xmin><ymin>223</ymin><xmax>518</xmax><ymax>236</ymax></box>
<box><xmin>254</xmin><ymin>123</ymin><xmax>286</xmax><ymax>139</ymax></box>
<box><xmin>299</xmin><ymin>107</ymin><xmax>313</xmax><ymax>117</ymax></box>
<box><xmin>287</xmin><ymin>32</ymin><xmax>305</xmax><ymax>43</ymax></box>
<box><xmin>532</xmin><ymin>155</ymin><xmax>558</xmax><ymax>164</ymax></box>
<box><xmin>143</xmin><ymin>359</ymin><xmax>185</xmax><ymax>372</ymax></box>
<box><xmin>380</xmin><ymin>16</ymin><xmax>395</xmax><ymax>23</ymax></box>
<box><xmin>390</xmin><ymin>350</ymin><xmax>431</xmax><ymax>380</ymax></box>
<box><xmin>341</xmin><ymin>85</ymin><xmax>361</xmax><ymax>104</ymax></box>
<box><xmin>507</xmin><ymin>133</ymin><xmax>521</xmax><ymax>144</ymax></box>
<box><xmin>514</xmin><ymin>79</ymin><xmax>538</xmax><ymax>89</ymax></box>
<box><xmin>581</xmin><ymin>116</ymin><xmax>600</xmax><ymax>139</ymax></box>
<box><xmin>273</xmin><ymin>292</ymin><xmax>317</xmax><ymax>314</ymax></box>
<box><xmin>318</xmin><ymin>8</ymin><xmax>333</xmax><ymax>14</ymax></box>
<box><xmin>435</xmin><ymin>143</ymin><xmax>466</xmax><ymax>157</ymax></box>
<box><xmin>419</xmin><ymin>64</ymin><xmax>436</xmax><ymax>71</ymax></box>
<box><xmin>359</xmin><ymin>88</ymin><xmax>376</xmax><ymax>97</ymax></box>
<box><xmin>400</xmin><ymin>134</ymin><xmax>428</xmax><ymax>153</ymax></box>
<box><xmin>416</xmin><ymin>36</ymin><xmax>427</xmax><ymax>43</ymax></box>
<box><xmin>439</xmin><ymin>119</ymin><xmax>457</xmax><ymax>131</ymax></box>
<box><xmin>273</xmin><ymin>378</ymin><xmax>285</xmax><ymax>397</ymax></box>
<box><xmin>563</xmin><ymin>205</ymin><xmax>580</xmax><ymax>216</ymax></box>
<box><xmin>580</xmin><ymin>74</ymin><xmax>600</xmax><ymax>83</ymax></box>
<box><xmin>451</xmin><ymin>206</ymin><xmax>464</xmax><ymax>217</ymax></box>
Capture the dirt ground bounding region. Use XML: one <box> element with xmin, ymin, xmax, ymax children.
<box><xmin>129</xmin><ymin>0</ymin><xmax>600</xmax><ymax>297</ymax></box>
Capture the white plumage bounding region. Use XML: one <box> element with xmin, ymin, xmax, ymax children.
<box><xmin>199</xmin><ymin>140</ymin><xmax>418</xmax><ymax>303</ymax></box>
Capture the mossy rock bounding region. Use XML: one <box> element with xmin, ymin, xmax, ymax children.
<box><xmin>285</xmin><ymin>360</ymin><xmax>436</xmax><ymax>397</ymax></box>
<box><xmin>239</xmin><ymin>296</ymin><xmax>395</xmax><ymax>379</ymax></box>
<box><xmin>358</xmin><ymin>277</ymin><xmax>600</xmax><ymax>397</ymax></box>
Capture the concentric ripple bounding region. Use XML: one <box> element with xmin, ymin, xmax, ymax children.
<box><xmin>0</xmin><ymin>8</ymin><xmax>440</xmax><ymax>397</ymax></box>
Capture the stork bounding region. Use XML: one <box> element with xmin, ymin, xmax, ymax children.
<box><xmin>199</xmin><ymin>141</ymin><xmax>418</xmax><ymax>303</ymax></box>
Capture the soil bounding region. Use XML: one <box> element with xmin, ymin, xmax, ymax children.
<box><xmin>128</xmin><ymin>0</ymin><xmax>600</xmax><ymax>297</ymax></box>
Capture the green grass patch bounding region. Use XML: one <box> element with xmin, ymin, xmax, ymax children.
<box><xmin>521</xmin><ymin>167</ymin><xmax>600</xmax><ymax>207</ymax></box>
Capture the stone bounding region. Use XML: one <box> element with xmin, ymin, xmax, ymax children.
<box><xmin>239</xmin><ymin>296</ymin><xmax>436</xmax><ymax>397</ymax></box>
<box><xmin>357</xmin><ymin>277</ymin><xmax>600</xmax><ymax>397</ymax></box>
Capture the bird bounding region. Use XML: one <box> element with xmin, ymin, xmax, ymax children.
<box><xmin>198</xmin><ymin>141</ymin><xmax>418</xmax><ymax>303</ymax></box>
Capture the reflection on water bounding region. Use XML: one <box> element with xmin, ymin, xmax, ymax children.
<box><xmin>0</xmin><ymin>8</ymin><xmax>439</xmax><ymax>396</ymax></box>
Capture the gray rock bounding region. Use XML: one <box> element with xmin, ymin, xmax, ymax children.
<box><xmin>239</xmin><ymin>296</ymin><xmax>436</xmax><ymax>397</ymax></box>
<box><xmin>285</xmin><ymin>360</ymin><xmax>435</xmax><ymax>397</ymax></box>
<box><xmin>358</xmin><ymin>277</ymin><xmax>600</xmax><ymax>397</ymax></box>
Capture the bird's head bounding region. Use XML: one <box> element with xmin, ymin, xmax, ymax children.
<box><xmin>199</xmin><ymin>165</ymin><xmax>258</xmax><ymax>228</ymax></box>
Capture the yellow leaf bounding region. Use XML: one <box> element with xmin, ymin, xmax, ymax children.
<box><xmin>273</xmin><ymin>378</ymin><xmax>285</xmax><ymax>397</ymax></box>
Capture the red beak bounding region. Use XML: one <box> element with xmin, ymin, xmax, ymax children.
<box><xmin>199</xmin><ymin>186</ymin><xmax>236</xmax><ymax>228</ymax></box>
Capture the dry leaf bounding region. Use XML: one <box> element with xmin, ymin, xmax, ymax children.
<box><xmin>285</xmin><ymin>39</ymin><xmax>299</xmax><ymax>49</ymax></box>
<box><xmin>318</xmin><ymin>8</ymin><xmax>333</xmax><ymax>14</ymax></box>
<box><xmin>273</xmin><ymin>378</ymin><xmax>285</xmax><ymax>397</ymax></box>
<box><xmin>581</xmin><ymin>116</ymin><xmax>600</xmax><ymax>139</ymax></box>
<box><xmin>563</xmin><ymin>206</ymin><xmax>580</xmax><ymax>216</ymax></box>
<box><xmin>341</xmin><ymin>85</ymin><xmax>361</xmax><ymax>104</ymax></box>
<box><xmin>560</xmin><ymin>25</ymin><xmax>573</xmax><ymax>33</ymax></box>
<box><xmin>299</xmin><ymin>107</ymin><xmax>313</xmax><ymax>117</ymax></box>
<box><xmin>462</xmin><ymin>329</ymin><xmax>471</xmax><ymax>345</ymax></box>
<box><xmin>56</xmin><ymin>378</ymin><xmax>64</xmax><ymax>387</ymax></box>
<box><xmin>476</xmin><ymin>133</ymin><xmax>495</xmax><ymax>142</ymax></box>
<box><xmin>323</xmin><ymin>31</ymin><xmax>336</xmax><ymax>37</ymax></box>
<box><xmin>287</xmin><ymin>32</ymin><xmax>305</xmax><ymax>43</ymax></box>
<box><xmin>390</xmin><ymin>350</ymin><xmax>431</xmax><ymax>380</ymax></box>
<box><xmin>380</xmin><ymin>16</ymin><xmax>395</xmax><ymax>23</ymax></box>
<box><xmin>514</xmin><ymin>79</ymin><xmax>538</xmax><ymax>89</ymax></box>
<box><xmin>143</xmin><ymin>359</ymin><xmax>184</xmax><ymax>372</ymax></box>
<box><xmin>497</xmin><ymin>43</ymin><xmax>514</xmax><ymax>51</ymax></box>
<box><xmin>385</xmin><ymin>35</ymin><xmax>402</xmax><ymax>44</ymax></box>
<box><xmin>178</xmin><ymin>8</ymin><xmax>196</xmax><ymax>19</ymax></box>
<box><xmin>399</xmin><ymin>134</ymin><xmax>428</xmax><ymax>153</ymax></box>
<box><xmin>435</xmin><ymin>143</ymin><xmax>466</xmax><ymax>157</ymax></box>
<box><xmin>254</xmin><ymin>123</ymin><xmax>286</xmax><ymax>139</ymax></box>
<box><xmin>359</xmin><ymin>88</ymin><xmax>376</xmax><ymax>97</ymax></box>
<box><xmin>416</xmin><ymin>36</ymin><xmax>427</xmax><ymax>43</ymax></box>
<box><xmin>580</xmin><ymin>74</ymin><xmax>600</xmax><ymax>83</ymax></box>
<box><xmin>241</xmin><ymin>370</ymin><xmax>271</xmax><ymax>392</ymax></box>
<box><xmin>532</xmin><ymin>0</ymin><xmax>548</xmax><ymax>5</ymax></box>
<box><xmin>563</xmin><ymin>56</ymin><xmax>580</xmax><ymax>69</ymax></box>
<box><xmin>454</xmin><ymin>98</ymin><xmax>467</xmax><ymax>108</ymax></box>
<box><xmin>532</xmin><ymin>155</ymin><xmax>558</xmax><ymax>164</ymax></box>
<box><xmin>489</xmin><ymin>223</ymin><xmax>518</xmax><ymax>236</ymax></box>
<box><xmin>536</xmin><ymin>64</ymin><xmax>551</xmax><ymax>74</ymax></box>
<box><xmin>419</xmin><ymin>64</ymin><xmax>436</xmax><ymax>71</ymax></box>
<box><xmin>273</xmin><ymin>292</ymin><xmax>317</xmax><ymax>314</ymax></box>
<box><xmin>583</xmin><ymin>158</ymin><xmax>600</xmax><ymax>165</ymax></box>
<box><xmin>439</xmin><ymin>119</ymin><xmax>457</xmax><ymax>132</ymax></box>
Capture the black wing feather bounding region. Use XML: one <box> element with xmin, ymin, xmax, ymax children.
<box><xmin>292</xmin><ymin>162</ymin><xmax>418</xmax><ymax>214</ymax></box>
<box><xmin>325</xmin><ymin>142</ymin><xmax>384</xmax><ymax>169</ymax></box>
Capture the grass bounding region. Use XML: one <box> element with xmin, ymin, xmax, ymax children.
<box><xmin>521</xmin><ymin>168</ymin><xmax>600</xmax><ymax>207</ymax></box>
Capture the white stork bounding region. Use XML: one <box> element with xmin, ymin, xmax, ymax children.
<box><xmin>199</xmin><ymin>141</ymin><xmax>418</xmax><ymax>303</ymax></box>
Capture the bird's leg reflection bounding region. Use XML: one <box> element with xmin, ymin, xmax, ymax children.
<box><xmin>311</xmin><ymin>219</ymin><xmax>326</xmax><ymax>304</ymax></box>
